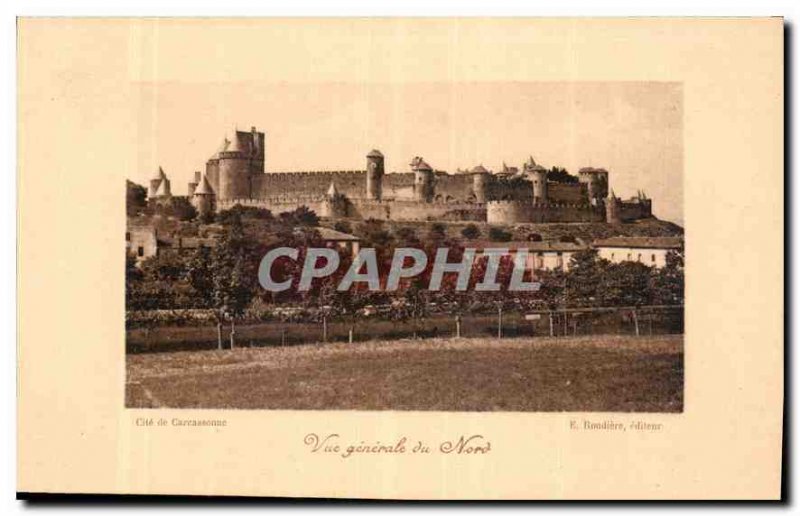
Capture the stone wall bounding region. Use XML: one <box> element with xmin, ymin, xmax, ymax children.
<box><xmin>351</xmin><ymin>199</ymin><xmax>486</xmax><ymax>222</ymax></box>
<box><xmin>618</xmin><ymin>200</ymin><xmax>652</xmax><ymax>222</ymax></box>
<box><xmin>548</xmin><ymin>182</ymin><xmax>587</xmax><ymax>204</ymax></box>
<box><xmin>487</xmin><ymin>200</ymin><xmax>604</xmax><ymax>224</ymax></box>
<box><xmin>252</xmin><ymin>170</ymin><xmax>368</xmax><ymax>200</ymax></box>
<box><xmin>432</xmin><ymin>174</ymin><xmax>476</xmax><ymax>202</ymax></box>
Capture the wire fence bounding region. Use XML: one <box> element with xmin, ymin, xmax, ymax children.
<box><xmin>126</xmin><ymin>305</ymin><xmax>683</xmax><ymax>353</ymax></box>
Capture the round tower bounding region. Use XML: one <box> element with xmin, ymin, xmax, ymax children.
<box><xmin>216</xmin><ymin>133</ymin><xmax>251</xmax><ymax>201</ymax></box>
<box><xmin>579</xmin><ymin>167</ymin><xmax>609</xmax><ymax>206</ymax></box>
<box><xmin>605</xmin><ymin>190</ymin><xmax>621</xmax><ymax>224</ymax></box>
<box><xmin>187</xmin><ymin>171</ymin><xmax>201</xmax><ymax>197</ymax></box>
<box><xmin>529</xmin><ymin>165</ymin><xmax>549</xmax><ymax>204</ymax></box>
<box><xmin>471</xmin><ymin>165</ymin><xmax>490</xmax><ymax>203</ymax></box>
<box><xmin>412</xmin><ymin>157</ymin><xmax>435</xmax><ymax>203</ymax></box>
<box><xmin>366</xmin><ymin>149</ymin><xmax>384</xmax><ymax>200</ymax></box>
<box><xmin>192</xmin><ymin>175</ymin><xmax>215</xmax><ymax>218</ymax></box>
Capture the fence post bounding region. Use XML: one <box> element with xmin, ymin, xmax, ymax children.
<box><xmin>322</xmin><ymin>316</ymin><xmax>328</xmax><ymax>343</ymax></box>
<box><xmin>632</xmin><ymin>309</ymin><xmax>640</xmax><ymax>336</ymax></box>
<box><xmin>455</xmin><ymin>314</ymin><xmax>462</xmax><ymax>339</ymax></box>
<box><xmin>549</xmin><ymin>312</ymin><xmax>554</xmax><ymax>337</ymax></box>
<box><xmin>348</xmin><ymin>324</ymin><xmax>354</xmax><ymax>344</ymax></box>
<box><xmin>230</xmin><ymin>319</ymin><xmax>236</xmax><ymax>350</ymax></box>
<box><xmin>497</xmin><ymin>307</ymin><xmax>503</xmax><ymax>339</ymax></box>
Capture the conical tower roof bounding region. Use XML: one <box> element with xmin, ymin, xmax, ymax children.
<box><xmin>228</xmin><ymin>133</ymin><xmax>243</xmax><ymax>153</ymax></box>
<box><xmin>367</xmin><ymin>149</ymin><xmax>384</xmax><ymax>158</ymax></box>
<box><xmin>152</xmin><ymin>166</ymin><xmax>167</xmax><ymax>180</ymax></box>
<box><xmin>326</xmin><ymin>182</ymin><xmax>339</xmax><ymax>197</ymax></box>
<box><xmin>415</xmin><ymin>159</ymin><xmax>433</xmax><ymax>171</ymax></box>
<box><xmin>154</xmin><ymin>178</ymin><xmax>170</xmax><ymax>197</ymax></box>
<box><xmin>194</xmin><ymin>175</ymin><xmax>213</xmax><ymax>195</ymax></box>
<box><xmin>209</xmin><ymin>138</ymin><xmax>230</xmax><ymax>160</ymax></box>
<box><xmin>471</xmin><ymin>164</ymin><xmax>489</xmax><ymax>174</ymax></box>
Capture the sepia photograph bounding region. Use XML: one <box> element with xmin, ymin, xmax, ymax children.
<box><xmin>17</xmin><ymin>15</ymin><xmax>783</xmax><ymax>500</ymax></box>
<box><xmin>125</xmin><ymin>81</ymin><xmax>685</xmax><ymax>412</ymax></box>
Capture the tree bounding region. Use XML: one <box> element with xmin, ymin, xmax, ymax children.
<box><xmin>428</xmin><ymin>223</ymin><xmax>447</xmax><ymax>241</ymax></box>
<box><xmin>171</xmin><ymin>197</ymin><xmax>198</xmax><ymax>221</ymax></box>
<box><xmin>280</xmin><ymin>206</ymin><xmax>319</xmax><ymax>227</ymax></box>
<box><xmin>460</xmin><ymin>224</ymin><xmax>481</xmax><ymax>240</ymax></box>
<box><xmin>126</xmin><ymin>180</ymin><xmax>148</xmax><ymax>217</ymax></box>
<box><xmin>209</xmin><ymin>230</ymin><xmax>255</xmax><ymax>349</ymax></box>
<box><xmin>394</xmin><ymin>226</ymin><xmax>419</xmax><ymax>246</ymax></box>
<box><xmin>488</xmin><ymin>226</ymin><xmax>513</xmax><ymax>242</ymax></box>
<box><xmin>185</xmin><ymin>246</ymin><xmax>214</xmax><ymax>308</ymax></box>
<box><xmin>600</xmin><ymin>261</ymin><xmax>653</xmax><ymax>307</ymax></box>
<box><xmin>333</xmin><ymin>221</ymin><xmax>353</xmax><ymax>234</ymax></box>
<box><xmin>547</xmin><ymin>167</ymin><xmax>579</xmax><ymax>184</ymax></box>
<box><xmin>565</xmin><ymin>249</ymin><xmax>607</xmax><ymax>308</ymax></box>
<box><xmin>125</xmin><ymin>254</ymin><xmax>143</xmax><ymax>310</ymax></box>
<box><xmin>217</xmin><ymin>204</ymin><xmax>274</xmax><ymax>224</ymax></box>
<box><xmin>652</xmin><ymin>249</ymin><xmax>684</xmax><ymax>305</ymax></box>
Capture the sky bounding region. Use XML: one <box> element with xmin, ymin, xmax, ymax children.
<box><xmin>134</xmin><ymin>81</ymin><xmax>683</xmax><ymax>224</ymax></box>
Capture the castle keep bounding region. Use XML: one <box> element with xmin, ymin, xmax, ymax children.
<box><xmin>148</xmin><ymin>126</ymin><xmax>654</xmax><ymax>224</ymax></box>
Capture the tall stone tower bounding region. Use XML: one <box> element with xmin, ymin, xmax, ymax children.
<box><xmin>579</xmin><ymin>167</ymin><xmax>610</xmax><ymax>206</ymax></box>
<box><xmin>471</xmin><ymin>164</ymin><xmax>490</xmax><ymax>203</ymax></box>
<box><xmin>606</xmin><ymin>190</ymin><xmax>622</xmax><ymax>223</ymax></box>
<box><xmin>187</xmin><ymin>171</ymin><xmax>201</xmax><ymax>197</ymax></box>
<box><xmin>217</xmin><ymin>134</ymin><xmax>251</xmax><ymax>200</ymax></box>
<box><xmin>192</xmin><ymin>175</ymin><xmax>215</xmax><ymax>218</ymax></box>
<box><xmin>411</xmin><ymin>157</ymin><xmax>435</xmax><ymax>203</ymax></box>
<box><xmin>211</xmin><ymin>127</ymin><xmax>265</xmax><ymax>201</ymax></box>
<box><xmin>524</xmin><ymin>157</ymin><xmax>548</xmax><ymax>204</ymax></box>
<box><xmin>366</xmin><ymin>149</ymin><xmax>384</xmax><ymax>200</ymax></box>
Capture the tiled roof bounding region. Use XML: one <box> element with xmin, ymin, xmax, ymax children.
<box><xmin>592</xmin><ymin>236</ymin><xmax>683</xmax><ymax>250</ymax></box>
<box><xmin>470</xmin><ymin>239</ymin><xmax>588</xmax><ymax>252</ymax></box>
<box><xmin>315</xmin><ymin>227</ymin><xmax>361</xmax><ymax>242</ymax></box>
<box><xmin>156</xmin><ymin>236</ymin><xmax>217</xmax><ymax>249</ymax></box>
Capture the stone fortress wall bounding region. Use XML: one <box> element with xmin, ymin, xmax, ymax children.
<box><xmin>152</xmin><ymin>126</ymin><xmax>656</xmax><ymax>225</ymax></box>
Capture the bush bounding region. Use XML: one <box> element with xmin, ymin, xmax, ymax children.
<box><xmin>461</xmin><ymin>224</ymin><xmax>481</xmax><ymax>240</ymax></box>
<box><xmin>428</xmin><ymin>223</ymin><xmax>447</xmax><ymax>241</ymax></box>
<box><xmin>333</xmin><ymin>221</ymin><xmax>353</xmax><ymax>234</ymax></box>
<box><xmin>488</xmin><ymin>227</ymin><xmax>513</xmax><ymax>242</ymax></box>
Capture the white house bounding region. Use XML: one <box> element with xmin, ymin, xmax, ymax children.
<box><xmin>593</xmin><ymin>236</ymin><xmax>683</xmax><ymax>268</ymax></box>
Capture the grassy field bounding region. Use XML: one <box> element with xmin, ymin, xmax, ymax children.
<box><xmin>126</xmin><ymin>334</ymin><xmax>683</xmax><ymax>412</ymax></box>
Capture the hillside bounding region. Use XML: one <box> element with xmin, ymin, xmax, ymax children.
<box><xmin>321</xmin><ymin>217</ymin><xmax>683</xmax><ymax>243</ymax></box>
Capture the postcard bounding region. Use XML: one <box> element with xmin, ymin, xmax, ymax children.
<box><xmin>17</xmin><ymin>17</ymin><xmax>783</xmax><ymax>499</ymax></box>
